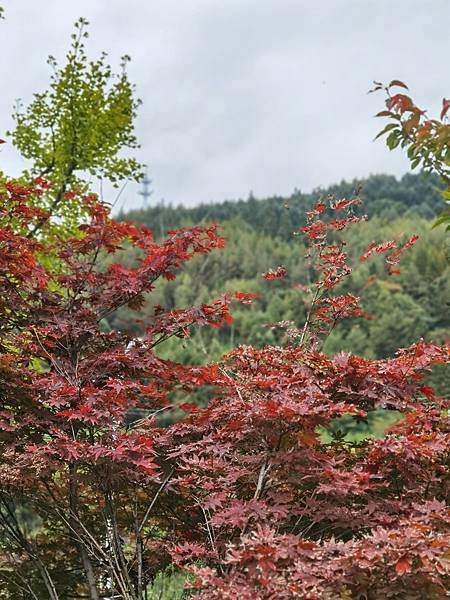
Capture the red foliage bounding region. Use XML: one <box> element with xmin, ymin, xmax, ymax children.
<box><xmin>262</xmin><ymin>265</ymin><xmax>288</xmax><ymax>280</ymax></box>
<box><xmin>156</xmin><ymin>197</ymin><xmax>449</xmax><ymax>599</ymax></box>
<box><xmin>0</xmin><ymin>180</ymin><xmax>448</xmax><ymax>599</ymax></box>
<box><xmin>361</xmin><ymin>236</ymin><xmax>419</xmax><ymax>275</ymax></box>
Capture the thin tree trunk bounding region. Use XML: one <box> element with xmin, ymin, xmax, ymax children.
<box><xmin>0</xmin><ymin>497</ymin><xmax>60</xmax><ymax>600</ymax></box>
<box><xmin>37</xmin><ymin>559</ymin><xmax>61</xmax><ymax>600</ymax></box>
<box><xmin>68</xmin><ymin>463</ymin><xmax>100</xmax><ymax>600</ymax></box>
<box><xmin>134</xmin><ymin>492</ymin><xmax>143</xmax><ymax>599</ymax></box>
<box><xmin>105</xmin><ymin>491</ymin><xmax>137</xmax><ymax>600</ymax></box>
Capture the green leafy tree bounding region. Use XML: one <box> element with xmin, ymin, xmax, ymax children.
<box><xmin>9</xmin><ymin>17</ymin><xmax>143</xmax><ymax>236</ymax></box>
<box><xmin>372</xmin><ymin>79</ymin><xmax>450</xmax><ymax>230</ymax></box>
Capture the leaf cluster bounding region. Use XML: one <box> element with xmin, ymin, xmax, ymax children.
<box><xmin>0</xmin><ymin>181</ymin><xmax>448</xmax><ymax>599</ymax></box>
<box><xmin>372</xmin><ymin>80</ymin><xmax>450</xmax><ymax>230</ymax></box>
<box><xmin>8</xmin><ymin>18</ymin><xmax>143</xmax><ymax>235</ymax></box>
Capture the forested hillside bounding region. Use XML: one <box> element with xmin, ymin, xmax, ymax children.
<box><xmin>122</xmin><ymin>173</ymin><xmax>444</xmax><ymax>240</ymax></box>
<box><xmin>115</xmin><ymin>173</ymin><xmax>449</xmax><ymax>394</ymax></box>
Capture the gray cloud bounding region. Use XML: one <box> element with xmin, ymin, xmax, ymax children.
<box><xmin>1</xmin><ymin>0</ymin><xmax>449</xmax><ymax>209</ymax></box>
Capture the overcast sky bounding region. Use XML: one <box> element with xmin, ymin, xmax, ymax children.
<box><xmin>1</xmin><ymin>0</ymin><xmax>449</xmax><ymax>210</ymax></box>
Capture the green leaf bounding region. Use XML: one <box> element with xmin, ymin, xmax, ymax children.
<box><xmin>386</xmin><ymin>130</ymin><xmax>401</xmax><ymax>150</ymax></box>
<box><xmin>374</xmin><ymin>123</ymin><xmax>398</xmax><ymax>141</ymax></box>
<box><xmin>431</xmin><ymin>211</ymin><xmax>450</xmax><ymax>229</ymax></box>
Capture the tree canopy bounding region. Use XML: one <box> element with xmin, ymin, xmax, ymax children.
<box><xmin>0</xmin><ymin>179</ymin><xmax>448</xmax><ymax>599</ymax></box>
<box><xmin>8</xmin><ymin>18</ymin><xmax>142</xmax><ymax>237</ymax></box>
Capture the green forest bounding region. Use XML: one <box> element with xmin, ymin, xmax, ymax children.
<box><xmin>115</xmin><ymin>173</ymin><xmax>449</xmax><ymax>396</ymax></box>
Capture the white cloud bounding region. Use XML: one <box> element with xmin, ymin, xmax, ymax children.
<box><xmin>1</xmin><ymin>0</ymin><xmax>449</xmax><ymax>209</ymax></box>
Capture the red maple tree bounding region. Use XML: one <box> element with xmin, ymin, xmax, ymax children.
<box><xmin>0</xmin><ymin>178</ymin><xmax>448</xmax><ymax>599</ymax></box>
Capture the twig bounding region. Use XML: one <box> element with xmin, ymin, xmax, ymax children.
<box><xmin>138</xmin><ymin>468</ymin><xmax>175</xmax><ymax>534</ymax></box>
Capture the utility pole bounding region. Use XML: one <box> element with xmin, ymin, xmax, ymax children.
<box><xmin>139</xmin><ymin>171</ymin><xmax>153</xmax><ymax>209</ymax></box>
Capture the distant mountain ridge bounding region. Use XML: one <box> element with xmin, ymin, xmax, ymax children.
<box><xmin>120</xmin><ymin>172</ymin><xmax>444</xmax><ymax>240</ymax></box>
